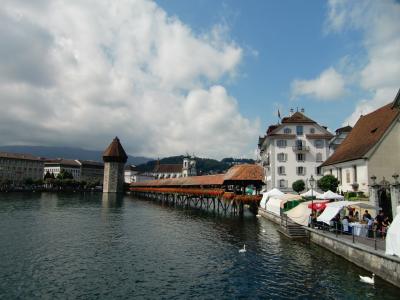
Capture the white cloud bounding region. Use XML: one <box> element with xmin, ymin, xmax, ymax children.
<box><xmin>291</xmin><ymin>67</ymin><xmax>346</xmax><ymax>101</ymax></box>
<box><xmin>0</xmin><ymin>0</ymin><xmax>258</xmax><ymax>159</ymax></box>
<box><xmin>325</xmin><ymin>0</ymin><xmax>400</xmax><ymax>125</ymax></box>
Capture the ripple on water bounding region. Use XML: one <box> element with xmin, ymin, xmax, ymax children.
<box><xmin>0</xmin><ymin>193</ymin><xmax>399</xmax><ymax>299</ymax></box>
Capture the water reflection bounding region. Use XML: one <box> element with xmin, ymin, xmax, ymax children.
<box><xmin>0</xmin><ymin>193</ymin><xmax>399</xmax><ymax>299</ymax></box>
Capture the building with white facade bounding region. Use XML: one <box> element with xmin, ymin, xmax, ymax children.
<box><xmin>0</xmin><ymin>152</ymin><xmax>44</xmax><ymax>184</ymax></box>
<box><xmin>44</xmin><ymin>159</ymin><xmax>81</xmax><ymax>180</ymax></box>
<box><xmin>124</xmin><ymin>165</ymin><xmax>154</xmax><ymax>183</ymax></box>
<box><xmin>258</xmin><ymin>110</ymin><xmax>333</xmax><ymax>192</ymax></box>
<box><xmin>329</xmin><ymin>125</ymin><xmax>352</xmax><ymax>155</ymax></box>
<box><xmin>152</xmin><ymin>157</ymin><xmax>197</xmax><ymax>179</ymax></box>
<box><xmin>321</xmin><ymin>93</ymin><xmax>400</xmax><ymax>202</ymax></box>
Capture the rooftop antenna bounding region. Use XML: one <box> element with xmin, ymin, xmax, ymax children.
<box><xmin>290</xmin><ymin>108</ymin><xmax>294</xmax><ymax>115</ymax></box>
<box><xmin>301</xmin><ymin>108</ymin><xmax>305</xmax><ymax>113</ymax></box>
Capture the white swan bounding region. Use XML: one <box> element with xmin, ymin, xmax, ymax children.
<box><xmin>359</xmin><ymin>273</ymin><xmax>375</xmax><ymax>284</ymax></box>
<box><xmin>239</xmin><ymin>244</ymin><xmax>246</xmax><ymax>253</ymax></box>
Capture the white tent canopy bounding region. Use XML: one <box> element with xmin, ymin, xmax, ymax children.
<box><xmin>265</xmin><ymin>194</ymin><xmax>302</xmax><ymax>216</ymax></box>
<box><xmin>317</xmin><ymin>190</ymin><xmax>344</xmax><ymax>200</ymax></box>
<box><xmin>386</xmin><ymin>206</ymin><xmax>400</xmax><ymax>257</ymax></box>
<box><xmin>266</xmin><ymin>197</ymin><xmax>282</xmax><ymax>216</ymax></box>
<box><xmin>259</xmin><ymin>188</ymin><xmax>284</xmax><ymax>209</ymax></box>
<box><xmin>300</xmin><ymin>189</ymin><xmax>322</xmax><ymax>198</ymax></box>
<box><xmin>317</xmin><ymin>201</ymin><xmax>377</xmax><ymax>225</ymax></box>
<box><xmin>286</xmin><ymin>200</ymin><xmax>328</xmax><ymax>226</ymax></box>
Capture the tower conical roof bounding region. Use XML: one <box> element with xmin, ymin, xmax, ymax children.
<box><xmin>103</xmin><ymin>137</ymin><xmax>128</xmax><ymax>163</ymax></box>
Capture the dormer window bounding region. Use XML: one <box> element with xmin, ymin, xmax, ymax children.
<box><xmin>284</xmin><ymin>128</ymin><xmax>292</xmax><ymax>134</ymax></box>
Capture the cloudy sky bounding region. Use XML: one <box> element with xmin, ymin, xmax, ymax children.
<box><xmin>1</xmin><ymin>0</ymin><xmax>399</xmax><ymax>159</ymax></box>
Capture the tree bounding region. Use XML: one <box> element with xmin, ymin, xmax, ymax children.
<box><xmin>23</xmin><ymin>178</ymin><xmax>34</xmax><ymax>185</ymax></box>
<box><xmin>44</xmin><ymin>171</ymin><xmax>54</xmax><ymax>180</ymax></box>
<box><xmin>317</xmin><ymin>175</ymin><xmax>339</xmax><ymax>192</ymax></box>
<box><xmin>56</xmin><ymin>169</ymin><xmax>74</xmax><ymax>180</ymax></box>
<box><xmin>292</xmin><ymin>179</ymin><xmax>305</xmax><ymax>194</ymax></box>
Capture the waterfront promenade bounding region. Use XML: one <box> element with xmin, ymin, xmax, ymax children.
<box><xmin>259</xmin><ymin>208</ymin><xmax>400</xmax><ymax>288</ymax></box>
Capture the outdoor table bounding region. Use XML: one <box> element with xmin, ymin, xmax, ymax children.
<box><xmin>349</xmin><ymin>222</ymin><xmax>368</xmax><ymax>237</ymax></box>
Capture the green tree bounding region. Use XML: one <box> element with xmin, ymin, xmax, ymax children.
<box><xmin>292</xmin><ymin>179</ymin><xmax>305</xmax><ymax>194</ymax></box>
<box><xmin>317</xmin><ymin>175</ymin><xmax>339</xmax><ymax>192</ymax></box>
<box><xmin>23</xmin><ymin>178</ymin><xmax>34</xmax><ymax>185</ymax></box>
<box><xmin>56</xmin><ymin>169</ymin><xmax>74</xmax><ymax>180</ymax></box>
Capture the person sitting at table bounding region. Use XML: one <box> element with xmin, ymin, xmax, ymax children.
<box><xmin>354</xmin><ymin>211</ymin><xmax>359</xmax><ymax>222</ymax></box>
<box><xmin>362</xmin><ymin>210</ymin><xmax>372</xmax><ymax>222</ymax></box>
<box><xmin>342</xmin><ymin>216</ymin><xmax>350</xmax><ymax>234</ymax></box>
<box><xmin>375</xmin><ymin>210</ymin><xmax>384</xmax><ymax>237</ymax></box>
<box><xmin>333</xmin><ymin>214</ymin><xmax>341</xmax><ymax>233</ymax></box>
<box><xmin>367</xmin><ymin>217</ymin><xmax>374</xmax><ymax>238</ymax></box>
<box><xmin>382</xmin><ymin>216</ymin><xmax>390</xmax><ymax>240</ymax></box>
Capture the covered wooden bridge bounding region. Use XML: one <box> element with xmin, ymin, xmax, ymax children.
<box><xmin>130</xmin><ymin>164</ymin><xmax>264</xmax><ymax>216</ymax></box>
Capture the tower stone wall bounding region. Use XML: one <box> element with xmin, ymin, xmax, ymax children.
<box><xmin>103</xmin><ymin>162</ymin><xmax>125</xmax><ymax>193</ymax></box>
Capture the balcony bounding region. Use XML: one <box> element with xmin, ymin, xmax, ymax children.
<box><xmin>292</xmin><ymin>145</ymin><xmax>310</xmax><ymax>152</ymax></box>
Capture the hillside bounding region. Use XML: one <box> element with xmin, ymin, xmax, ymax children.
<box><xmin>0</xmin><ymin>145</ymin><xmax>152</xmax><ymax>165</ymax></box>
<box><xmin>136</xmin><ymin>156</ymin><xmax>255</xmax><ymax>175</ymax></box>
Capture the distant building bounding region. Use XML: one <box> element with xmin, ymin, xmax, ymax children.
<box><xmin>258</xmin><ymin>109</ymin><xmax>333</xmax><ymax>192</ymax></box>
<box><xmin>0</xmin><ymin>152</ymin><xmax>44</xmax><ymax>184</ymax></box>
<box><xmin>329</xmin><ymin>125</ymin><xmax>352</xmax><ymax>155</ymax></box>
<box><xmin>44</xmin><ymin>159</ymin><xmax>81</xmax><ymax>180</ymax></box>
<box><xmin>124</xmin><ymin>165</ymin><xmax>154</xmax><ymax>183</ymax></box>
<box><xmin>77</xmin><ymin>160</ymin><xmax>104</xmax><ymax>184</ymax></box>
<box><xmin>152</xmin><ymin>157</ymin><xmax>197</xmax><ymax>179</ymax></box>
<box><xmin>321</xmin><ymin>92</ymin><xmax>400</xmax><ymax>200</ymax></box>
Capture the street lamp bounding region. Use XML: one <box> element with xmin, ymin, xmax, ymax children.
<box><xmin>309</xmin><ymin>175</ymin><xmax>316</xmax><ymax>228</ymax></box>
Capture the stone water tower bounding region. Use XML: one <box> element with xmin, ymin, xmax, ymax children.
<box><xmin>102</xmin><ymin>137</ymin><xmax>128</xmax><ymax>193</ymax></box>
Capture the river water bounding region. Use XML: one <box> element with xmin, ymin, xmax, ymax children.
<box><xmin>0</xmin><ymin>192</ymin><xmax>399</xmax><ymax>299</ymax></box>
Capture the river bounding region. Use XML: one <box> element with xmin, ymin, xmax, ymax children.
<box><xmin>0</xmin><ymin>192</ymin><xmax>399</xmax><ymax>299</ymax></box>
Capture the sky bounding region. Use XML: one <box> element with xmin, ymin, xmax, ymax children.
<box><xmin>0</xmin><ymin>0</ymin><xmax>399</xmax><ymax>159</ymax></box>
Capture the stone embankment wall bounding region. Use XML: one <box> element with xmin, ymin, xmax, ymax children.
<box><xmin>308</xmin><ymin>228</ymin><xmax>400</xmax><ymax>288</ymax></box>
<box><xmin>259</xmin><ymin>209</ymin><xmax>400</xmax><ymax>288</ymax></box>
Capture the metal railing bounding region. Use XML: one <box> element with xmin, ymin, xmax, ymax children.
<box><xmin>292</xmin><ymin>145</ymin><xmax>310</xmax><ymax>152</ymax></box>
<box><xmin>310</xmin><ymin>221</ymin><xmax>386</xmax><ymax>251</ymax></box>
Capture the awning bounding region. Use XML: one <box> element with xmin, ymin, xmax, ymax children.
<box><xmin>286</xmin><ymin>200</ymin><xmax>328</xmax><ymax>226</ymax></box>
<box><xmin>317</xmin><ymin>190</ymin><xmax>344</xmax><ymax>200</ymax></box>
<box><xmin>301</xmin><ymin>189</ymin><xmax>322</xmax><ymax>198</ymax></box>
<box><xmin>259</xmin><ymin>188</ymin><xmax>284</xmax><ymax>209</ymax></box>
<box><xmin>266</xmin><ymin>197</ymin><xmax>283</xmax><ymax>216</ymax></box>
<box><xmin>317</xmin><ymin>201</ymin><xmax>362</xmax><ymax>224</ymax></box>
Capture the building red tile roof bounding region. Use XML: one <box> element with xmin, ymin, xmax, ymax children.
<box><xmin>131</xmin><ymin>164</ymin><xmax>264</xmax><ymax>187</ymax></box>
<box><xmin>103</xmin><ymin>137</ymin><xmax>128</xmax><ymax>163</ymax></box>
<box><xmin>281</xmin><ymin>112</ymin><xmax>316</xmax><ymax>124</ymax></box>
<box><xmin>223</xmin><ymin>164</ymin><xmax>264</xmax><ymax>182</ymax></box>
<box><xmin>321</xmin><ymin>102</ymin><xmax>400</xmax><ymax>167</ymax></box>
<box><xmin>153</xmin><ymin>164</ymin><xmax>183</xmax><ymax>173</ymax></box>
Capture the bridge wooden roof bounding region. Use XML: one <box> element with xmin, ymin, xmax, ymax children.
<box><xmin>131</xmin><ymin>164</ymin><xmax>264</xmax><ymax>187</ymax></box>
